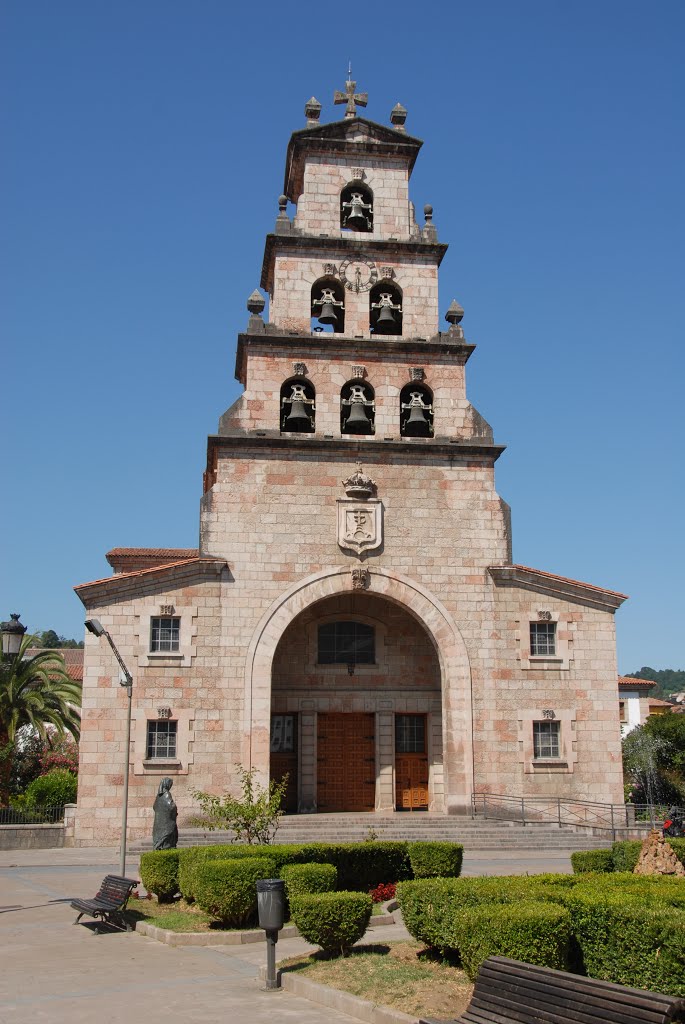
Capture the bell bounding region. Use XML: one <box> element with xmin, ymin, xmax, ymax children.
<box><xmin>344</xmin><ymin>402</ymin><xmax>372</xmax><ymax>434</ymax></box>
<box><xmin>284</xmin><ymin>400</ymin><xmax>312</xmax><ymax>432</ymax></box>
<box><xmin>403</xmin><ymin>404</ymin><xmax>431</xmax><ymax>437</ymax></box>
<box><xmin>375</xmin><ymin>304</ymin><xmax>397</xmax><ymax>333</ymax></box>
<box><xmin>317</xmin><ymin>301</ymin><xmax>338</xmax><ymax>326</ymax></box>
<box><xmin>346</xmin><ymin>206</ymin><xmax>368</xmax><ymax>231</ymax></box>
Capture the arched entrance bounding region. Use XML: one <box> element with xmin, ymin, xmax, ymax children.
<box><xmin>243</xmin><ymin>567</ymin><xmax>474</xmax><ymax>815</ymax></box>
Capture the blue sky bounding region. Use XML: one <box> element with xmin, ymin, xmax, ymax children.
<box><xmin>1</xmin><ymin>1</ymin><xmax>683</xmax><ymax>672</ymax></box>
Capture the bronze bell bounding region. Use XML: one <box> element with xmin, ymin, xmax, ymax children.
<box><xmin>346</xmin><ymin>206</ymin><xmax>368</xmax><ymax>231</ymax></box>
<box><xmin>318</xmin><ymin>301</ymin><xmax>338</xmax><ymax>326</ymax></box>
<box><xmin>345</xmin><ymin>401</ymin><xmax>372</xmax><ymax>433</ymax></box>
<box><xmin>284</xmin><ymin>400</ymin><xmax>312</xmax><ymax>432</ymax></box>
<box><xmin>375</xmin><ymin>304</ymin><xmax>397</xmax><ymax>333</ymax></box>
<box><xmin>403</xmin><ymin>403</ymin><xmax>431</xmax><ymax>437</ymax></box>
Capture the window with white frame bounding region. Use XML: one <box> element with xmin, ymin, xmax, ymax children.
<box><xmin>150</xmin><ymin>616</ymin><xmax>180</xmax><ymax>653</ymax></box>
<box><xmin>530</xmin><ymin>620</ymin><xmax>557</xmax><ymax>657</ymax></box>
<box><xmin>533</xmin><ymin>720</ymin><xmax>561</xmax><ymax>759</ymax></box>
<box><xmin>146</xmin><ymin>720</ymin><xmax>178</xmax><ymax>759</ymax></box>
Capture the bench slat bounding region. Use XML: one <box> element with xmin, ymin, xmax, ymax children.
<box><xmin>471</xmin><ymin>990</ymin><xmax>667</xmax><ymax>1024</ymax></box>
<box><xmin>472</xmin><ymin>981</ymin><xmax>671</xmax><ymax>1024</ymax></box>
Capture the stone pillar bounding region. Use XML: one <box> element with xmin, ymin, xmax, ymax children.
<box><xmin>299</xmin><ymin>711</ymin><xmax>317</xmax><ymax>812</ymax></box>
<box><xmin>63</xmin><ymin>803</ymin><xmax>77</xmax><ymax>848</ymax></box>
<box><xmin>376</xmin><ymin>711</ymin><xmax>395</xmax><ymax>811</ymax></box>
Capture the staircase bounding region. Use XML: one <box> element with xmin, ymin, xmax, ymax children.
<box><xmin>130</xmin><ymin>812</ymin><xmax>613</xmax><ymax>853</ymax></box>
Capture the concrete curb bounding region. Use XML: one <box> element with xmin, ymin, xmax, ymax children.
<box><xmin>271</xmin><ymin>971</ymin><xmax>418</xmax><ymax>1024</ymax></box>
<box><xmin>136</xmin><ymin>912</ymin><xmax>395</xmax><ymax>946</ymax></box>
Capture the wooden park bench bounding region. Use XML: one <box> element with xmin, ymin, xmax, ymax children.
<box><xmin>419</xmin><ymin>955</ymin><xmax>685</xmax><ymax>1024</ymax></box>
<box><xmin>71</xmin><ymin>874</ymin><xmax>139</xmax><ymax>933</ymax></box>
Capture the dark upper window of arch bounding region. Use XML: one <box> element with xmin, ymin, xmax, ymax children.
<box><xmin>340</xmin><ymin>183</ymin><xmax>373</xmax><ymax>233</ymax></box>
<box><xmin>400</xmin><ymin>382</ymin><xmax>434</xmax><ymax>438</ymax></box>
<box><xmin>281</xmin><ymin>377</ymin><xmax>315</xmax><ymax>433</ymax></box>
<box><xmin>311</xmin><ymin>277</ymin><xmax>345</xmax><ymax>334</ymax></box>
<box><xmin>370</xmin><ymin>281</ymin><xmax>403</xmax><ymax>336</ymax></box>
<box><xmin>318</xmin><ymin>621</ymin><xmax>375</xmax><ymax>665</ymax></box>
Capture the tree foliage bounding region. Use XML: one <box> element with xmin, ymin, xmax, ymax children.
<box><xmin>33</xmin><ymin>629</ymin><xmax>83</xmax><ymax>649</ymax></box>
<box><xmin>192</xmin><ymin>763</ymin><xmax>288</xmax><ymax>844</ymax></box>
<box><xmin>628</xmin><ymin>667</ymin><xmax>685</xmax><ymax>700</ymax></box>
<box><xmin>623</xmin><ymin>716</ymin><xmax>685</xmax><ymax>806</ymax></box>
<box><xmin>10</xmin><ymin>729</ymin><xmax>79</xmax><ymax>796</ymax></box>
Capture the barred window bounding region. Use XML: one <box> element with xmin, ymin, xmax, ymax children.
<box><xmin>533</xmin><ymin>720</ymin><xmax>560</xmax><ymax>759</ymax></box>
<box><xmin>270</xmin><ymin>714</ymin><xmax>296</xmax><ymax>754</ymax></box>
<box><xmin>530</xmin><ymin>621</ymin><xmax>556</xmax><ymax>656</ymax></box>
<box><xmin>317</xmin><ymin>621</ymin><xmax>375</xmax><ymax>665</ymax></box>
<box><xmin>395</xmin><ymin>714</ymin><xmax>426</xmax><ymax>754</ymax></box>
<box><xmin>150</xmin><ymin>616</ymin><xmax>180</xmax><ymax>653</ymax></box>
<box><xmin>146</xmin><ymin>720</ymin><xmax>177</xmax><ymax>759</ymax></box>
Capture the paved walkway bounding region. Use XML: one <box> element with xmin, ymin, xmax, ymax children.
<box><xmin>0</xmin><ymin>847</ymin><xmax>573</xmax><ymax>1023</ymax></box>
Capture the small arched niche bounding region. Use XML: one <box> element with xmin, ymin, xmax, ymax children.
<box><xmin>370</xmin><ymin>281</ymin><xmax>403</xmax><ymax>336</ymax></box>
<box><xmin>340</xmin><ymin>182</ymin><xmax>373</xmax><ymax>233</ymax></box>
<box><xmin>400</xmin><ymin>382</ymin><xmax>434</xmax><ymax>438</ymax></box>
<box><xmin>341</xmin><ymin>380</ymin><xmax>375</xmax><ymax>436</ymax></box>
<box><xmin>281</xmin><ymin>377</ymin><xmax>315</xmax><ymax>433</ymax></box>
<box><xmin>311</xmin><ymin>277</ymin><xmax>345</xmax><ymax>334</ymax></box>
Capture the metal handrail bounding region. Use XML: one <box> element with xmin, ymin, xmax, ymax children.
<box><xmin>0</xmin><ymin>804</ymin><xmax>67</xmax><ymax>825</ymax></box>
<box><xmin>471</xmin><ymin>792</ymin><xmax>683</xmax><ymax>841</ymax></box>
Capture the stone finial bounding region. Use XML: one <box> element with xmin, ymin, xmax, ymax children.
<box><xmin>445</xmin><ymin>299</ymin><xmax>464</xmax><ymax>326</ymax></box>
<box><xmin>342</xmin><ymin>463</ymin><xmax>377</xmax><ymax>499</ymax></box>
<box><xmin>390</xmin><ymin>102</ymin><xmax>407</xmax><ymax>131</ymax></box>
<box><xmin>422</xmin><ymin>204</ymin><xmax>438</xmax><ymax>242</ymax></box>
<box><xmin>304</xmin><ymin>96</ymin><xmax>322</xmax><ymax>126</ymax></box>
<box><xmin>247</xmin><ymin>290</ymin><xmax>265</xmax><ymax>315</ymax></box>
<box><xmin>275</xmin><ymin>194</ymin><xmax>291</xmax><ymax>235</ymax></box>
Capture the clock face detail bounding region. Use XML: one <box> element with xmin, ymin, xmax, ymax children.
<box><xmin>339</xmin><ymin>255</ymin><xmax>378</xmax><ymax>293</ymax></box>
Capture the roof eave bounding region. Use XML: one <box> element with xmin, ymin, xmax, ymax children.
<box><xmin>488</xmin><ymin>564</ymin><xmax>628</xmax><ymax>612</ymax></box>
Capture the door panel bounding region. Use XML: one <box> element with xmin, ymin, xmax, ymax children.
<box><xmin>317</xmin><ymin>713</ymin><xmax>375</xmax><ymax>812</ymax></box>
<box><xmin>395</xmin><ymin>754</ymin><xmax>429</xmax><ymax>810</ymax></box>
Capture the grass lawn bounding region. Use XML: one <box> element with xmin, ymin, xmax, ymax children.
<box><xmin>280</xmin><ymin>941</ymin><xmax>473</xmax><ymax>1019</ymax></box>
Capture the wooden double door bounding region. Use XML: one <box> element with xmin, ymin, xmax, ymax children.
<box><xmin>395</xmin><ymin>714</ymin><xmax>429</xmax><ymax>811</ymax></box>
<box><xmin>317</xmin><ymin>713</ymin><xmax>376</xmax><ymax>812</ymax></box>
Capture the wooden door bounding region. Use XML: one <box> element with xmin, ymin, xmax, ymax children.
<box><xmin>317</xmin><ymin>713</ymin><xmax>375</xmax><ymax>812</ymax></box>
<box><xmin>270</xmin><ymin>714</ymin><xmax>298</xmax><ymax>813</ymax></box>
<box><xmin>395</xmin><ymin>714</ymin><xmax>429</xmax><ymax>811</ymax></box>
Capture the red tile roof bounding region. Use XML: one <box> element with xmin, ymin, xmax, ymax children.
<box><xmin>76</xmin><ymin>556</ymin><xmax>209</xmax><ymax>589</ymax></box>
<box><xmin>618</xmin><ymin>676</ymin><xmax>656</xmax><ymax>689</ymax></box>
<box><xmin>506</xmin><ymin>564</ymin><xmax>628</xmax><ymax>599</ymax></box>
<box><xmin>106</xmin><ymin>547</ymin><xmax>198</xmax><ymax>560</ymax></box>
<box><xmin>25</xmin><ymin>647</ymin><xmax>83</xmax><ymax>681</ymax></box>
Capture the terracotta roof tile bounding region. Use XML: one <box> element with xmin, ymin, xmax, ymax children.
<box><xmin>508</xmin><ymin>564</ymin><xmax>628</xmax><ymax>599</ymax></box>
<box><xmin>75</xmin><ymin>556</ymin><xmax>226</xmax><ymax>591</ymax></box>
<box><xmin>618</xmin><ymin>675</ymin><xmax>656</xmax><ymax>688</ymax></box>
<box><xmin>25</xmin><ymin>647</ymin><xmax>83</xmax><ymax>681</ymax></box>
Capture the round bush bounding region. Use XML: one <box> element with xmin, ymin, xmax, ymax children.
<box><xmin>23</xmin><ymin>768</ymin><xmax>77</xmax><ymax>808</ymax></box>
<box><xmin>570</xmin><ymin>849</ymin><xmax>614</xmax><ymax>874</ymax></box>
<box><xmin>454</xmin><ymin>902</ymin><xmax>572</xmax><ymax>981</ymax></box>
<box><xmin>408</xmin><ymin>841</ymin><xmax>464</xmax><ymax>878</ymax></box>
<box><xmin>281</xmin><ymin>862</ymin><xmax>337</xmax><ymax>907</ymax></box>
<box><xmin>139</xmin><ymin>850</ymin><xmax>180</xmax><ymax>902</ymax></box>
<box><xmin>290</xmin><ymin>890</ymin><xmax>373</xmax><ymax>956</ymax></box>
<box><xmin>194</xmin><ymin>856</ymin><xmax>276</xmax><ymax>927</ymax></box>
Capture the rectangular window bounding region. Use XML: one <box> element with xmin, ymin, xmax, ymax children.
<box><xmin>533</xmin><ymin>720</ymin><xmax>561</xmax><ymax>759</ymax></box>
<box><xmin>395</xmin><ymin>714</ymin><xmax>426</xmax><ymax>754</ymax></box>
<box><xmin>530</xmin><ymin>621</ymin><xmax>556</xmax><ymax>657</ymax></box>
<box><xmin>150</xmin><ymin>616</ymin><xmax>180</xmax><ymax>653</ymax></box>
<box><xmin>146</xmin><ymin>720</ymin><xmax>177</xmax><ymax>759</ymax></box>
<box><xmin>619</xmin><ymin>701</ymin><xmax>626</xmax><ymax>723</ymax></box>
<box><xmin>270</xmin><ymin>714</ymin><xmax>296</xmax><ymax>754</ymax></box>
<box><xmin>318</xmin><ymin>621</ymin><xmax>375</xmax><ymax>665</ymax></box>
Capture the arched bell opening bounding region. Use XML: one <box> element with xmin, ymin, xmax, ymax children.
<box><xmin>280</xmin><ymin>377</ymin><xmax>315</xmax><ymax>434</ymax></box>
<box><xmin>311</xmin><ymin>277</ymin><xmax>345</xmax><ymax>334</ymax></box>
<box><xmin>340</xmin><ymin>182</ymin><xmax>373</xmax><ymax>233</ymax></box>
<box><xmin>400</xmin><ymin>383</ymin><xmax>434</xmax><ymax>438</ymax></box>
<box><xmin>269</xmin><ymin>590</ymin><xmax>442</xmax><ymax>814</ymax></box>
<box><xmin>340</xmin><ymin>380</ymin><xmax>375</xmax><ymax>436</ymax></box>
<box><xmin>370</xmin><ymin>281</ymin><xmax>403</xmax><ymax>336</ymax></box>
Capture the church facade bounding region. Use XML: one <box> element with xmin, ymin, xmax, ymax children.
<box><xmin>74</xmin><ymin>84</ymin><xmax>627</xmax><ymax>846</ymax></box>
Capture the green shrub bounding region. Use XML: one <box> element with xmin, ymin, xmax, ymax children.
<box><xmin>667</xmin><ymin>837</ymin><xmax>685</xmax><ymax>866</ymax></box>
<box><xmin>290</xmin><ymin>891</ymin><xmax>373</xmax><ymax>956</ymax></box>
<box><xmin>408</xmin><ymin>841</ymin><xmax>464</xmax><ymax>878</ymax></box>
<box><xmin>194</xmin><ymin>856</ymin><xmax>276</xmax><ymax>926</ymax></box>
<box><xmin>139</xmin><ymin>850</ymin><xmax>180</xmax><ymax>902</ymax></box>
<box><xmin>455</xmin><ymin>902</ymin><xmax>572</xmax><ymax>981</ymax></box>
<box><xmin>570</xmin><ymin>849</ymin><xmax>614</xmax><ymax>874</ymax></box>
<box><xmin>611</xmin><ymin>840</ymin><xmax>642</xmax><ymax>872</ymax></box>
<box><xmin>281</xmin><ymin>862</ymin><xmax>337</xmax><ymax>909</ymax></box>
<box><xmin>298</xmin><ymin>841</ymin><xmax>411</xmax><ymax>891</ymax></box>
<box><xmin>178</xmin><ymin>843</ymin><xmax>307</xmax><ymax>901</ymax></box>
<box><xmin>565</xmin><ymin>887</ymin><xmax>685</xmax><ymax>996</ymax></box>
<box><xmin>23</xmin><ymin>768</ymin><xmax>77</xmax><ymax>808</ymax></box>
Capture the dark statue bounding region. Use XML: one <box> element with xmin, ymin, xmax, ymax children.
<box><xmin>152</xmin><ymin>777</ymin><xmax>178</xmax><ymax>850</ymax></box>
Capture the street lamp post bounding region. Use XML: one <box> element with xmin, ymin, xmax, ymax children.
<box><xmin>85</xmin><ymin>618</ymin><xmax>134</xmax><ymax>877</ymax></box>
<box><xmin>1</xmin><ymin>613</ymin><xmax>27</xmax><ymax>659</ymax></box>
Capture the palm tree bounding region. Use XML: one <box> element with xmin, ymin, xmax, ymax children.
<box><xmin>0</xmin><ymin>635</ymin><xmax>82</xmax><ymax>804</ymax></box>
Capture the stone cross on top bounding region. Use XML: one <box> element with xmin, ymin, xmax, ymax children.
<box><xmin>334</xmin><ymin>69</ymin><xmax>368</xmax><ymax>119</ymax></box>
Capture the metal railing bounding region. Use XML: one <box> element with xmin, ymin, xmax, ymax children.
<box><xmin>471</xmin><ymin>792</ymin><xmax>683</xmax><ymax>841</ymax></box>
<box><xmin>0</xmin><ymin>804</ymin><xmax>67</xmax><ymax>825</ymax></box>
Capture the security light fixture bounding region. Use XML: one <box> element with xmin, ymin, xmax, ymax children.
<box><xmin>84</xmin><ymin>618</ymin><xmax>105</xmax><ymax>637</ymax></box>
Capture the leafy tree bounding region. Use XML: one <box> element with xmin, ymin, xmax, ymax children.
<box><xmin>11</xmin><ymin>729</ymin><xmax>79</xmax><ymax>796</ymax></box>
<box><xmin>192</xmin><ymin>763</ymin><xmax>288</xmax><ymax>844</ymax></box>
<box><xmin>34</xmin><ymin>630</ymin><xmax>83</xmax><ymax>650</ymax></box>
<box><xmin>623</xmin><ymin>716</ymin><xmax>685</xmax><ymax>807</ymax></box>
<box><xmin>0</xmin><ymin>636</ymin><xmax>81</xmax><ymax>804</ymax></box>
<box><xmin>628</xmin><ymin>667</ymin><xmax>685</xmax><ymax>700</ymax></box>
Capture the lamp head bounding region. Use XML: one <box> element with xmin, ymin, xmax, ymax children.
<box><xmin>84</xmin><ymin>618</ymin><xmax>105</xmax><ymax>637</ymax></box>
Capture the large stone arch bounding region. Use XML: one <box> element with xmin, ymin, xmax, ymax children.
<box><xmin>243</xmin><ymin>566</ymin><xmax>474</xmax><ymax>814</ymax></box>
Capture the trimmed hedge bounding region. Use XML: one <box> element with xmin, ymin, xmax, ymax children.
<box><xmin>139</xmin><ymin>850</ymin><xmax>180</xmax><ymax>902</ymax></box>
<box><xmin>290</xmin><ymin>891</ymin><xmax>373</xmax><ymax>956</ymax></box>
<box><xmin>408</xmin><ymin>841</ymin><xmax>463</xmax><ymax>878</ymax></box>
<box><xmin>178</xmin><ymin>843</ymin><xmax>307</xmax><ymax>901</ymax></box>
<box><xmin>194</xmin><ymin>856</ymin><xmax>276</xmax><ymax>926</ymax></box>
<box><xmin>281</xmin><ymin>862</ymin><xmax>337</xmax><ymax>907</ymax></box>
<box><xmin>570</xmin><ymin>849</ymin><xmax>614</xmax><ymax>874</ymax></box>
<box><xmin>455</xmin><ymin>902</ymin><xmax>572</xmax><ymax>981</ymax></box>
<box><xmin>297</xmin><ymin>841</ymin><xmax>412</xmax><ymax>890</ymax></box>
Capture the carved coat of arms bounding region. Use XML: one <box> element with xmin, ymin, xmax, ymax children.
<box><xmin>337</xmin><ymin>499</ymin><xmax>382</xmax><ymax>556</ymax></box>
